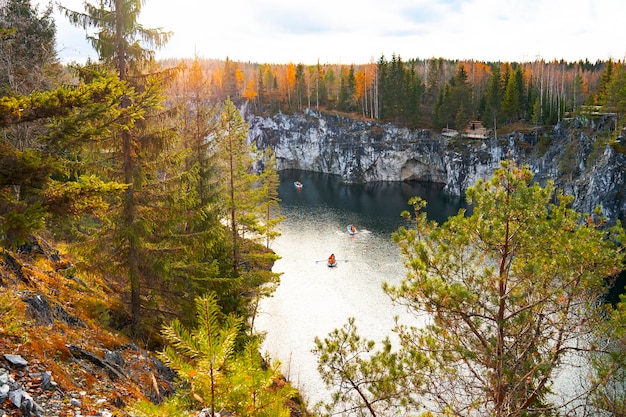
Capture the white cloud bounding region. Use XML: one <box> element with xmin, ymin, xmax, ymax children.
<box><xmin>42</xmin><ymin>0</ymin><xmax>626</xmax><ymax>64</ymax></box>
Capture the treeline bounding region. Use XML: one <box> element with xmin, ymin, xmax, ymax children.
<box><xmin>163</xmin><ymin>55</ymin><xmax>623</xmax><ymax>131</ymax></box>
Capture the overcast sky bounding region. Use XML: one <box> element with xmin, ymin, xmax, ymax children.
<box><xmin>43</xmin><ymin>0</ymin><xmax>626</xmax><ymax>65</ymax></box>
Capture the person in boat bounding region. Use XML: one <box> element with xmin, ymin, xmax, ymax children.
<box><xmin>350</xmin><ymin>224</ymin><xmax>356</xmax><ymax>233</ymax></box>
<box><xmin>328</xmin><ymin>253</ymin><xmax>336</xmax><ymax>264</ymax></box>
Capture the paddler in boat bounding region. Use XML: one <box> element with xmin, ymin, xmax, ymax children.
<box><xmin>328</xmin><ymin>253</ymin><xmax>336</xmax><ymax>265</ymax></box>
<box><xmin>350</xmin><ymin>224</ymin><xmax>356</xmax><ymax>233</ymax></box>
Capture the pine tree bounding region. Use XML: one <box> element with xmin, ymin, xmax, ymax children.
<box><xmin>258</xmin><ymin>147</ymin><xmax>284</xmax><ymax>250</ymax></box>
<box><xmin>603</xmin><ymin>63</ymin><xmax>626</xmax><ymax>131</ymax></box>
<box><xmin>211</xmin><ymin>98</ymin><xmax>282</xmax><ymax>321</ymax></box>
<box><xmin>502</xmin><ymin>65</ymin><xmax>523</xmax><ymax>122</ymax></box>
<box><xmin>0</xmin><ymin>67</ymin><xmax>133</xmax><ymax>248</ymax></box>
<box><xmin>0</xmin><ymin>0</ymin><xmax>59</xmax><ymax>96</ymax></box>
<box><xmin>225</xmin><ymin>340</ymin><xmax>296</xmax><ymax>417</ymax></box>
<box><xmin>596</xmin><ymin>59</ymin><xmax>615</xmax><ymax>105</ymax></box>
<box><xmin>0</xmin><ymin>0</ymin><xmax>59</xmax><ymax>245</ymax></box>
<box><xmin>315</xmin><ymin>161</ymin><xmax>625</xmax><ymax>417</ymax></box>
<box><xmin>483</xmin><ymin>64</ymin><xmax>502</xmax><ymax>131</ymax></box>
<box><xmin>213</xmin><ymin>98</ymin><xmax>258</xmax><ymax>275</ymax></box>
<box><xmin>312</xmin><ymin>317</ymin><xmax>414</xmax><ymax>417</ymax></box>
<box><xmin>387</xmin><ymin>161</ymin><xmax>624</xmax><ymax>416</ymax></box>
<box><xmin>169</xmin><ymin>58</ymin><xmax>240</xmax><ymax>321</ymax></box>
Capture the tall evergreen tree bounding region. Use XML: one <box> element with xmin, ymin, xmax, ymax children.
<box><xmin>434</xmin><ymin>64</ymin><xmax>472</xmax><ymax>130</ymax></box>
<box><xmin>315</xmin><ymin>61</ymin><xmax>328</xmax><ymax>110</ymax></box>
<box><xmin>295</xmin><ymin>63</ymin><xmax>306</xmax><ymax>110</ymax></box>
<box><xmin>212</xmin><ymin>98</ymin><xmax>282</xmax><ymax>320</ymax></box>
<box><xmin>483</xmin><ymin>65</ymin><xmax>502</xmax><ymax>132</ymax></box>
<box><xmin>0</xmin><ymin>0</ymin><xmax>132</xmax><ymax>250</ymax></box>
<box><xmin>387</xmin><ymin>162</ymin><xmax>624</xmax><ymax>416</ymax></box>
<box><xmin>0</xmin><ymin>0</ymin><xmax>62</xmax><ymax>174</ymax></box>
<box><xmin>376</xmin><ymin>55</ymin><xmax>389</xmax><ymax>119</ymax></box>
<box><xmin>604</xmin><ymin>63</ymin><xmax>626</xmax><ymax>133</ymax></box>
<box><xmin>501</xmin><ymin>65</ymin><xmax>523</xmax><ymax>122</ymax></box>
<box><xmin>596</xmin><ymin>59</ymin><xmax>615</xmax><ymax>105</ymax></box>
<box><xmin>221</xmin><ymin>57</ymin><xmax>240</xmax><ymax>101</ymax></box>
<box><xmin>0</xmin><ymin>0</ymin><xmax>58</xmax><ymax>96</ymax></box>
<box><xmin>214</xmin><ymin>98</ymin><xmax>257</xmax><ymax>275</ymax></box>
<box><xmin>338</xmin><ymin>66</ymin><xmax>351</xmax><ymax>111</ymax></box>
<box><xmin>62</xmin><ymin>0</ymin><xmax>172</xmax><ymax>330</ymax></box>
<box><xmin>258</xmin><ymin>147</ymin><xmax>283</xmax><ymax>250</ymax></box>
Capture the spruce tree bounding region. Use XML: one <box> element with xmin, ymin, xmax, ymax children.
<box><xmin>483</xmin><ymin>65</ymin><xmax>502</xmax><ymax>131</ymax></box>
<box><xmin>502</xmin><ymin>65</ymin><xmax>523</xmax><ymax>122</ymax></box>
<box><xmin>62</xmin><ymin>0</ymin><xmax>172</xmax><ymax>330</ymax></box>
<box><xmin>211</xmin><ymin>98</ymin><xmax>281</xmax><ymax>320</ymax></box>
<box><xmin>131</xmin><ymin>293</ymin><xmax>296</xmax><ymax>417</ymax></box>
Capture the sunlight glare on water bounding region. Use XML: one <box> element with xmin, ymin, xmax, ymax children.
<box><xmin>254</xmin><ymin>171</ymin><xmax>468</xmax><ymax>407</ymax></box>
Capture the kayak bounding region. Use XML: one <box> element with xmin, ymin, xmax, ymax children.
<box><xmin>327</xmin><ymin>261</ymin><xmax>337</xmax><ymax>267</ymax></box>
<box><xmin>294</xmin><ymin>181</ymin><xmax>303</xmax><ymax>188</ymax></box>
<box><xmin>347</xmin><ymin>224</ymin><xmax>357</xmax><ymax>235</ymax></box>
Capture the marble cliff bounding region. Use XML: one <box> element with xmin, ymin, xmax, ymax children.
<box><xmin>245</xmin><ymin>107</ymin><xmax>626</xmax><ymax>224</ymax></box>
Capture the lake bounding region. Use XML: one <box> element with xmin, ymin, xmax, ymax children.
<box><xmin>253</xmin><ymin>170</ymin><xmax>467</xmax><ymax>407</ymax></box>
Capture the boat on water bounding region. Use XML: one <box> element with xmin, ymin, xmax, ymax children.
<box><xmin>327</xmin><ymin>261</ymin><xmax>337</xmax><ymax>267</ymax></box>
<box><xmin>347</xmin><ymin>224</ymin><xmax>357</xmax><ymax>235</ymax></box>
<box><xmin>294</xmin><ymin>181</ymin><xmax>303</xmax><ymax>188</ymax></box>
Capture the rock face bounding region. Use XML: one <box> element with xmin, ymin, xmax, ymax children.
<box><xmin>245</xmin><ymin>107</ymin><xmax>626</xmax><ymax>224</ymax></box>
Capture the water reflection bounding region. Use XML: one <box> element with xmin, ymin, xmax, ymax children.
<box><xmin>278</xmin><ymin>169</ymin><xmax>469</xmax><ymax>233</ymax></box>
<box><xmin>255</xmin><ymin>170</ymin><xmax>468</xmax><ymax>407</ymax></box>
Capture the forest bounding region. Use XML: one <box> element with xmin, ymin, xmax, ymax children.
<box><xmin>159</xmin><ymin>53</ymin><xmax>623</xmax><ymax>133</ymax></box>
<box><xmin>1</xmin><ymin>0</ymin><xmax>626</xmax><ymax>416</ymax></box>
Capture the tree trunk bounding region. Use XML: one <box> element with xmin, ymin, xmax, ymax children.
<box><xmin>229</xmin><ymin>133</ymin><xmax>238</xmax><ymax>275</ymax></box>
<box><xmin>116</xmin><ymin>0</ymin><xmax>140</xmax><ymax>328</ymax></box>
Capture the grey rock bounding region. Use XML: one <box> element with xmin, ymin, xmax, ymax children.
<box><xmin>0</xmin><ymin>383</ymin><xmax>9</xmax><ymax>402</ymax></box>
<box><xmin>8</xmin><ymin>388</ymin><xmax>24</xmax><ymax>408</ymax></box>
<box><xmin>23</xmin><ymin>295</ymin><xmax>54</xmax><ymax>326</ymax></box>
<box><xmin>104</xmin><ymin>350</ymin><xmax>124</xmax><ymax>368</ymax></box>
<box><xmin>3</xmin><ymin>354</ymin><xmax>28</xmax><ymax>367</ymax></box>
<box><xmin>23</xmin><ymin>293</ymin><xmax>86</xmax><ymax>327</ymax></box>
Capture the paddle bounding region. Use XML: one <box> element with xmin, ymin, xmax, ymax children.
<box><xmin>315</xmin><ymin>259</ymin><xmax>349</xmax><ymax>263</ymax></box>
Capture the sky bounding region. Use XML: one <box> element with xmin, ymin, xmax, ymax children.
<box><xmin>39</xmin><ymin>0</ymin><xmax>626</xmax><ymax>65</ymax></box>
